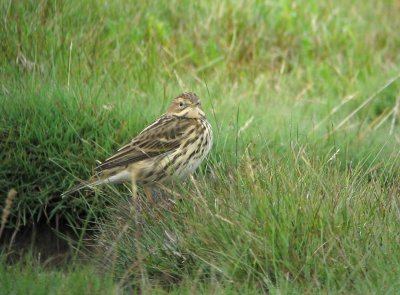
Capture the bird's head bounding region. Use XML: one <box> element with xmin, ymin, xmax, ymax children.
<box><xmin>167</xmin><ymin>92</ymin><xmax>205</xmax><ymax>118</ymax></box>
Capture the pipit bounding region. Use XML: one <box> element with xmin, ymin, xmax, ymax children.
<box><xmin>62</xmin><ymin>92</ymin><xmax>213</xmax><ymax>202</ymax></box>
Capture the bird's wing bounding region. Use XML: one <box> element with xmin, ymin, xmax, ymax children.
<box><xmin>96</xmin><ymin>115</ymin><xmax>194</xmax><ymax>171</ymax></box>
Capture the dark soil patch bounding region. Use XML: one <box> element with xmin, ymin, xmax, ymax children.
<box><xmin>0</xmin><ymin>218</ymin><xmax>76</xmax><ymax>267</ymax></box>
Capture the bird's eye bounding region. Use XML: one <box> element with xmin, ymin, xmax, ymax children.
<box><xmin>179</xmin><ymin>102</ymin><xmax>184</xmax><ymax>108</ymax></box>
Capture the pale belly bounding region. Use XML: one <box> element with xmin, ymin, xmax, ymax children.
<box><xmin>175</xmin><ymin>156</ymin><xmax>206</xmax><ymax>179</ymax></box>
<box><xmin>174</xmin><ymin>131</ymin><xmax>213</xmax><ymax>179</ymax></box>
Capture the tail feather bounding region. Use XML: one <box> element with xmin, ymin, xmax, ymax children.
<box><xmin>61</xmin><ymin>178</ymin><xmax>104</xmax><ymax>198</ymax></box>
<box><xmin>61</xmin><ymin>169</ymin><xmax>131</xmax><ymax>198</ymax></box>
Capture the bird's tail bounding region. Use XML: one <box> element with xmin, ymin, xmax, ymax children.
<box><xmin>61</xmin><ymin>177</ymin><xmax>105</xmax><ymax>198</ymax></box>
<box><xmin>61</xmin><ymin>169</ymin><xmax>130</xmax><ymax>198</ymax></box>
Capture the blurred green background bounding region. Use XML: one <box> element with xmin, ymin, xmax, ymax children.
<box><xmin>1</xmin><ymin>0</ymin><xmax>400</xmax><ymax>293</ymax></box>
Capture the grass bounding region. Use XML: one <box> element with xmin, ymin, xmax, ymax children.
<box><xmin>1</xmin><ymin>0</ymin><xmax>400</xmax><ymax>293</ymax></box>
<box><xmin>92</xmin><ymin>145</ymin><xmax>400</xmax><ymax>293</ymax></box>
<box><xmin>0</xmin><ymin>254</ymin><xmax>117</xmax><ymax>294</ymax></box>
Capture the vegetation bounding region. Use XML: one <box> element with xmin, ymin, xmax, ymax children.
<box><xmin>0</xmin><ymin>254</ymin><xmax>117</xmax><ymax>295</ymax></box>
<box><xmin>1</xmin><ymin>0</ymin><xmax>399</xmax><ymax>293</ymax></box>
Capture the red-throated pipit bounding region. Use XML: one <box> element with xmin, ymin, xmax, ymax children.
<box><xmin>62</xmin><ymin>92</ymin><xmax>213</xmax><ymax>201</ymax></box>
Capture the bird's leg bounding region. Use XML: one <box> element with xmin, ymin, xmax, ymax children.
<box><xmin>130</xmin><ymin>171</ymin><xmax>139</xmax><ymax>213</ymax></box>
<box><xmin>131</xmin><ymin>182</ymin><xmax>138</xmax><ymax>201</ymax></box>
<box><xmin>143</xmin><ymin>186</ymin><xmax>156</xmax><ymax>206</ymax></box>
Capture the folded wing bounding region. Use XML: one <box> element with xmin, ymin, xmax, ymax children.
<box><xmin>96</xmin><ymin>115</ymin><xmax>191</xmax><ymax>171</ymax></box>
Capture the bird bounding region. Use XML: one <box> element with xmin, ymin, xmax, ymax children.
<box><xmin>62</xmin><ymin>92</ymin><xmax>213</xmax><ymax>202</ymax></box>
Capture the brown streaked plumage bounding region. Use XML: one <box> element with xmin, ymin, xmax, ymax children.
<box><xmin>62</xmin><ymin>92</ymin><xmax>213</xmax><ymax>200</ymax></box>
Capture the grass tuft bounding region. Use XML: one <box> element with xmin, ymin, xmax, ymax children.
<box><xmin>92</xmin><ymin>145</ymin><xmax>400</xmax><ymax>293</ymax></box>
<box><xmin>1</xmin><ymin>0</ymin><xmax>400</xmax><ymax>292</ymax></box>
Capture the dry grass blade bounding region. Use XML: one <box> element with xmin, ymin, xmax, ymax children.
<box><xmin>310</xmin><ymin>93</ymin><xmax>357</xmax><ymax>133</ymax></box>
<box><xmin>16</xmin><ymin>45</ymin><xmax>44</xmax><ymax>73</ymax></box>
<box><xmin>332</xmin><ymin>73</ymin><xmax>400</xmax><ymax>133</ymax></box>
<box><xmin>390</xmin><ymin>94</ymin><xmax>400</xmax><ymax>135</ymax></box>
<box><xmin>238</xmin><ymin>116</ymin><xmax>254</xmax><ymax>137</ymax></box>
<box><xmin>0</xmin><ymin>188</ymin><xmax>18</xmax><ymax>239</ymax></box>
